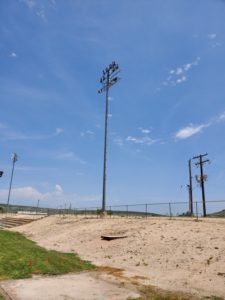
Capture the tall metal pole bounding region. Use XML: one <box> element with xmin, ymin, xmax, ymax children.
<box><xmin>98</xmin><ymin>62</ymin><xmax>121</xmax><ymax>213</ymax></box>
<box><xmin>102</xmin><ymin>72</ymin><xmax>109</xmax><ymax>212</ymax></box>
<box><xmin>7</xmin><ymin>153</ymin><xmax>18</xmax><ymax>212</ymax></box>
<box><xmin>188</xmin><ymin>159</ymin><xmax>193</xmax><ymax>214</ymax></box>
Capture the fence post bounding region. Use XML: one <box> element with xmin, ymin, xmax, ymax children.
<box><xmin>145</xmin><ymin>204</ymin><xmax>148</xmax><ymax>218</ymax></box>
<box><xmin>126</xmin><ymin>205</ymin><xmax>128</xmax><ymax>218</ymax></box>
<box><xmin>169</xmin><ymin>203</ymin><xmax>172</xmax><ymax>219</ymax></box>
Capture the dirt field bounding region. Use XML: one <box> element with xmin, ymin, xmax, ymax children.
<box><xmin>8</xmin><ymin>215</ymin><xmax>225</xmax><ymax>298</ymax></box>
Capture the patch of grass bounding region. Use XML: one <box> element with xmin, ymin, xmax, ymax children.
<box><xmin>0</xmin><ymin>294</ymin><xmax>5</xmax><ymax>300</ymax></box>
<box><xmin>128</xmin><ymin>285</ymin><xmax>199</xmax><ymax>300</ymax></box>
<box><xmin>0</xmin><ymin>230</ymin><xmax>94</xmax><ymax>280</ymax></box>
<box><xmin>129</xmin><ymin>286</ymin><xmax>225</xmax><ymax>300</ymax></box>
<box><xmin>203</xmin><ymin>297</ymin><xmax>224</xmax><ymax>300</ymax></box>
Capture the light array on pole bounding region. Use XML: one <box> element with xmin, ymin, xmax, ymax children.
<box><xmin>98</xmin><ymin>61</ymin><xmax>120</xmax><ymax>213</ymax></box>
<box><xmin>98</xmin><ymin>61</ymin><xmax>120</xmax><ymax>94</ymax></box>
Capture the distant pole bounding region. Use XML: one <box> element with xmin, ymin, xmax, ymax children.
<box><xmin>98</xmin><ymin>61</ymin><xmax>121</xmax><ymax>213</ymax></box>
<box><xmin>7</xmin><ymin>153</ymin><xmax>18</xmax><ymax>212</ymax></box>
<box><xmin>188</xmin><ymin>159</ymin><xmax>193</xmax><ymax>214</ymax></box>
<box><xmin>192</xmin><ymin>153</ymin><xmax>210</xmax><ymax>217</ymax></box>
<box><xmin>36</xmin><ymin>199</ymin><xmax>40</xmax><ymax>214</ymax></box>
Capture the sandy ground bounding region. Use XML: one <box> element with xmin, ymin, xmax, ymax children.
<box><xmin>5</xmin><ymin>215</ymin><xmax>225</xmax><ymax>299</ymax></box>
<box><xmin>1</xmin><ymin>271</ymin><xmax>140</xmax><ymax>300</ymax></box>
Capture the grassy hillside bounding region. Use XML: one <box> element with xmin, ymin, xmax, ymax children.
<box><xmin>0</xmin><ymin>230</ymin><xmax>94</xmax><ymax>280</ymax></box>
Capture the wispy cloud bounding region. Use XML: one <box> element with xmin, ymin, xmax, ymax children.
<box><xmin>175</xmin><ymin>110</ymin><xmax>225</xmax><ymax>140</ymax></box>
<box><xmin>9</xmin><ymin>52</ymin><xmax>17</xmax><ymax>58</ymax></box>
<box><xmin>36</xmin><ymin>8</ymin><xmax>46</xmax><ymax>21</ymax></box>
<box><xmin>55</xmin><ymin>151</ymin><xmax>86</xmax><ymax>164</ymax></box>
<box><xmin>0</xmin><ymin>125</ymin><xmax>63</xmax><ymax>141</ymax></box>
<box><xmin>163</xmin><ymin>57</ymin><xmax>200</xmax><ymax>87</ymax></box>
<box><xmin>0</xmin><ymin>184</ymin><xmax>63</xmax><ymax>201</ymax></box>
<box><xmin>208</xmin><ymin>33</ymin><xmax>217</xmax><ymax>40</ymax></box>
<box><xmin>80</xmin><ymin>130</ymin><xmax>95</xmax><ymax>140</ymax></box>
<box><xmin>113</xmin><ymin>127</ymin><xmax>159</xmax><ymax>147</ymax></box>
<box><xmin>22</xmin><ymin>0</ymin><xmax>36</xmax><ymax>9</ymax></box>
<box><xmin>126</xmin><ymin>135</ymin><xmax>157</xmax><ymax>145</ymax></box>
<box><xmin>175</xmin><ymin>123</ymin><xmax>210</xmax><ymax>139</ymax></box>
<box><xmin>21</xmin><ymin>0</ymin><xmax>56</xmax><ymax>21</ymax></box>
<box><xmin>139</xmin><ymin>127</ymin><xmax>151</xmax><ymax>134</ymax></box>
<box><xmin>0</xmin><ymin>184</ymin><xmax>100</xmax><ymax>207</ymax></box>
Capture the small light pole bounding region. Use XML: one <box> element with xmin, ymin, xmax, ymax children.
<box><xmin>7</xmin><ymin>153</ymin><xmax>18</xmax><ymax>212</ymax></box>
<box><xmin>98</xmin><ymin>61</ymin><xmax>121</xmax><ymax>214</ymax></box>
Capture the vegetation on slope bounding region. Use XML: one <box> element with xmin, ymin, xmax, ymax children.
<box><xmin>0</xmin><ymin>230</ymin><xmax>94</xmax><ymax>280</ymax></box>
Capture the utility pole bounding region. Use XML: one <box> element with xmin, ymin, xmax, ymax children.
<box><xmin>7</xmin><ymin>153</ymin><xmax>18</xmax><ymax>212</ymax></box>
<box><xmin>192</xmin><ymin>153</ymin><xmax>210</xmax><ymax>217</ymax></box>
<box><xmin>98</xmin><ymin>61</ymin><xmax>121</xmax><ymax>213</ymax></box>
<box><xmin>188</xmin><ymin>159</ymin><xmax>193</xmax><ymax>215</ymax></box>
<box><xmin>36</xmin><ymin>199</ymin><xmax>40</xmax><ymax>214</ymax></box>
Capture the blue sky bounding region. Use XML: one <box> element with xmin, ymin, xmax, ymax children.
<box><xmin>0</xmin><ymin>0</ymin><xmax>225</xmax><ymax>212</ymax></box>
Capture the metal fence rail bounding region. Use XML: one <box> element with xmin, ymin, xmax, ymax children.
<box><xmin>1</xmin><ymin>200</ymin><xmax>225</xmax><ymax>219</ymax></box>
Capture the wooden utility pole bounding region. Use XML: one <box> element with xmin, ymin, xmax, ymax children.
<box><xmin>192</xmin><ymin>153</ymin><xmax>210</xmax><ymax>217</ymax></box>
<box><xmin>188</xmin><ymin>159</ymin><xmax>193</xmax><ymax>215</ymax></box>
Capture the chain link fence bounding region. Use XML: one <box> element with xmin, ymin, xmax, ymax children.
<box><xmin>1</xmin><ymin>200</ymin><xmax>225</xmax><ymax>219</ymax></box>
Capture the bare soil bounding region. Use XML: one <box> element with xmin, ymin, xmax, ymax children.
<box><xmin>5</xmin><ymin>215</ymin><xmax>225</xmax><ymax>299</ymax></box>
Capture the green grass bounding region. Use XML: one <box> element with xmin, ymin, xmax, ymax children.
<box><xmin>129</xmin><ymin>285</ymin><xmax>224</xmax><ymax>300</ymax></box>
<box><xmin>129</xmin><ymin>285</ymin><xmax>199</xmax><ymax>300</ymax></box>
<box><xmin>0</xmin><ymin>230</ymin><xmax>94</xmax><ymax>280</ymax></box>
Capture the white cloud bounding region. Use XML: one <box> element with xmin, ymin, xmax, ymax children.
<box><xmin>55</xmin><ymin>128</ymin><xmax>64</xmax><ymax>135</ymax></box>
<box><xmin>139</xmin><ymin>127</ymin><xmax>151</xmax><ymax>134</ymax></box>
<box><xmin>22</xmin><ymin>0</ymin><xmax>36</xmax><ymax>9</ymax></box>
<box><xmin>175</xmin><ymin>109</ymin><xmax>225</xmax><ymax>140</ymax></box>
<box><xmin>56</xmin><ymin>151</ymin><xmax>86</xmax><ymax>164</ymax></box>
<box><xmin>219</xmin><ymin>111</ymin><xmax>225</xmax><ymax>121</ymax></box>
<box><xmin>0</xmin><ymin>184</ymin><xmax>64</xmax><ymax>202</ymax></box>
<box><xmin>208</xmin><ymin>33</ymin><xmax>217</xmax><ymax>40</ymax></box>
<box><xmin>163</xmin><ymin>57</ymin><xmax>200</xmax><ymax>87</ymax></box>
<box><xmin>126</xmin><ymin>135</ymin><xmax>157</xmax><ymax>145</ymax></box>
<box><xmin>0</xmin><ymin>125</ymin><xmax>63</xmax><ymax>141</ymax></box>
<box><xmin>176</xmin><ymin>76</ymin><xmax>186</xmax><ymax>84</ymax></box>
<box><xmin>113</xmin><ymin>137</ymin><xmax>124</xmax><ymax>146</ymax></box>
<box><xmin>55</xmin><ymin>184</ymin><xmax>63</xmax><ymax>194</ymax></box>
<box><xmin>36</xmin><ymin>8</ymin><xmax>46</xmax><ymax>21</ymax></box>
<box><xmin>0</xmin><ymin>186</ymin><xmax>42</xmax><ymax>200</ymax></box>
<box><xmin>113</xmin><ymin>127</ymin><xmax>159</xmax><ymax>147</ymax></box>
<box><xmin>80</xmin><ymin>130</ymin><xmax>95</xmax><ymax>139</ymax></box>
<box><xmin>175</xmin><ymin>67</ymin><xmax>183</xmax><ymax>75</ymax></box>
<box><xmin>9</xmin><ymin>52</ymin><xmax>17</xmax><ymax>58</ymax></box>
<box><xmin>175</xmin><ymin>124</ymin><xmax>208</xmax><ymax>139</ymax></box>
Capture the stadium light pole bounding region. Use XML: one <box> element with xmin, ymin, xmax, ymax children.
<box><xmin>98</xmin><ymin>61</ymin><xmax>121</xmax><ymax>214</ymax></box>
<box><xmin>7</xmin><ymin>153</ymin><xmax>18</xmax><ymax>212</ymax></box>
